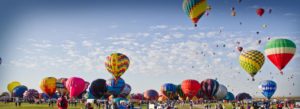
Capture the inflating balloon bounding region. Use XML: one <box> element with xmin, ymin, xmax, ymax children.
<box><xmin>224</xmin><ymin>92</ymin><xmax>235</xmax><ymax>101</ymax></box>
<box><xmin>181</xmin><ymin>79</ymin><xmax>201</xmax><ymax>99</ymax></box>
<box><xmin>144</xmin><ymin>89</ymin><xmax>159</xmax><ymax>101</ymax></box>
<box><xmin>200</xmin><ymin>79</ymin><xmax>219</xmax><ymax>99</ymax></box>
<box><xmin>259</xmin><ymin>80</ymin><xmax>276</xmax><ymax>99</ymax></box>
<box><xmin>105</xmin><ymin>53</ymin><xmax>130</xmax><ymax>80</ymax></box>
<box><xmin>23</xmin><ymin>89</ymin><xmax>39</xmax><ymax>99</ymax></box>
<box><xmin>214</xmin><ymin>84</ymin><xmax>228</xmax><ymax>100</ymax></box>
<box><xmin>183</xmin><ymin>0</ymin><xmax>208</xmax><ymax>27</ymax></box>
<box><xmin>160</xmin><ymin>83</ymin><xmax>177</xmax><ymax>100</ymax></box>
<box><xmin>236</xmin><ymin>93</ymin><xmax>252</xmax><ymax>101</ymax></box>
<box><xmin>13</xmin><ymin>85</ymin><xmax>28</xmax><ymax>98</ymax></box>
<box><xmin>7</xmin><ymin>81</ymin><xmax>21</xmax><ymax>94</ymax></box>
<box><xmin>265</xmin><ymin>39</ymin><xmax>296</xmax><ymax>75</ymax></box>
<box><xmin>119</xmin><ymin>84</ymin><xmax>131</xmax><ymax>98</ymax></box>
<box><xmin>176</xmin><ymin>85</ymin><xmax>186</xmax><ymax>100</ymax></box>
<box><xmin>40</xmin><ymin>77</ymin><xmax>57</xmax><ymax>98</ymax></box>
<box><xmin>240</xmin><ymin>50</ymin><xmax>265</xmax><ymax>81</ymax></box>
<box><xmin>89</xmin><ymin>79</ymin><xmax>107</xmax><ymax>99</ymax></box>
<box><xmin>65</xmin><ymin>77</ymin><xmax>86</xmax><ymax>99</ymax></box>
<box><xmin>107</xmin><ymin>78</ymin><xmax>125</xmax><ymax>96</ymax></box>
<box><xmin>56</xmin><ymin>78</ymin><xmax>68</xmax><ymax>96</ymax></box>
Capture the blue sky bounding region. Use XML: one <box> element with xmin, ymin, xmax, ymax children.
<box><xmin>0</xmin><ymin>0</ymin><xmax>300</xmax><ymax>98</ymax></box>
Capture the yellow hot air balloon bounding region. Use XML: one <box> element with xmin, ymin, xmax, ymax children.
<box><xmin>7</xmin><ymin>81</ymin><xmax>21</xmax><ymax>94</ymax></box>
<box><xmin>40</xmin><ymin>77</ymin><xmax>57</xmax><ymax>98</ymax></box>
<box><xmin>239</xmin><ymin>50</ymin><xmax>265</xmax><ymax>81</ymax></box>
<box><xmin>105</xmin><ymin>53</ymin><xmax>130</xmax><ymax>80</ymax></box>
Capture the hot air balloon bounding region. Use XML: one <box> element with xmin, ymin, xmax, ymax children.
<box><xmin>23</xmin><ymin>89</ymin><xmax>39</xmax><ymax>100</ymax></box>
<box><xmin>182</xmin><ymin>0</ymin><xmax>208</xmax><ymax>27</ymax></box>
<box><xmin>0</xmin><ymin>57</ymin><xmax>2</xmax><ymax>65</ymax></box>
<box><xmin>130</xmin><ymin>93</ymin><xmax>144</xmax><ymax>101</ymax></box>
<box><xmin>262</xmin><ymin>24</ymin><xmax>268</xmax><ymax>29</ymax></box>
<box><xmin>7</xmin><ymin>81</ymin><xmax>21</xmax><ymax>94</ymax></box>
<box><xmin>231</xmin><ymin>11</ymin><xmax>236</xmax><ymax>16</ymax></box>
<box><xmin>265</xmin><ymin>39</ymin><xmax>296</xmax><ymax>75</ymax></box>
<box><xmin>181</xmin><ymin>79</ymin><xmax>201</xmax><ymax>99</ymax></box>
<box><xmin>215</xmin><ymin>84</ymin><xmax>228</xmax><ymax>100</ymax></box>
<box><xmin>158</xmin><ymin>95</ymin><xmax>167</xmax><ymax>102</ymax></box>
<box><xmin>144</xmin><ymin>89</ymin><xmax>159</xmax><ymax>101</ymax></box>
<box><xmin>176</xmin><ymin>85</ymin><xmax>186</xmax><ymax>100</ymax></box>
<box><xmin>200</xmin><ymin>79</ymin><xmax>219</xmax><ymax>99</ymax></box>
<box><xmin>105</xmin><ymin>53</ymin><xmax>130</xmax><ymax>80</ymax></box>
<box><xmin>89</xmin><ymin>79</ymin><xmax>107</xmax><ymax>99</ymax></box>
<box><xmin>65</xmin><ymin>77</ymin><xmax>86</xmax><ymax>99</ymax></box>
<box><xmin>224</xmin><ymin>92</ymin><xmax>235</xmax><ymax>101</ymax></box>
<box><xmin>12</xmin><ymin>85</ymin><xmax>28</xmax><ymax>98</ymax></box>
<box><xmin>268</xmin><ymin>9</ymin><xmax>272</xmax><ymax>14</ymax></box>
<box><xmin>256</xmin><ymin>8</ymin><xmax>265</xmax><ymax>17</ymax></box>
<box><xmin>56</xmin><ymin>78</ymin><xmax>68</xmax><ymax>96</ymax></box>
<box><xmin>236</xmin><ymin>93</ymin><xmax>252</xmax><ymax>101</ymax></box>
<box><xmin>40</xmin><ymin>77</ymin><xmax>57</xmax><ymax>98</ymax></box>
<box><xmin>119</xmin><ymin>84</ymin><xmax>131</xmax><ymax>98</ymax></box>
<box><xmin>160</xmin><ymin>83</ymin><xmax>177</xmax><ymax>100</ymax></box>
<box><xmin>240</xmin><ymin>50</ymin><xmax>265</xmax><ymax>81</ymax></box>
<box><xmin>237</xmin><ymin>46</ymin><xmax>243</xmax><ymax>52</ymax></box>
<box><xmin>259</xmin><ymin>80</ymin><xmax>277</xmax><ymax>99</ymax></box>
<box><xmin>107</xmin><ymin>78</ymin><xmax>125</xmax><ymax>96</ymax></box>
<box><xmin>84</xmin><ymin>81</ymin><xmax>90</xmax><ymax>91</ymax></box>
<box><xmin>258</xmin><ymin>40</ymin><xmax>262</xmax><ymax>45</ymax></box>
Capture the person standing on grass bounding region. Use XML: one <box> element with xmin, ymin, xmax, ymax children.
<box><xmin>57</xmin><ymin>96</ymin><xmax>68</xmax><ymax>109</ymax></box>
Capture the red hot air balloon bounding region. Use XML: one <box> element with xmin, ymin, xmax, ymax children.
<box><xmin>256</xmin><ymin>8</ymin><xmax>265</xmax><ymax>17</ymax></box>
<box><xmin>65</xmin><ymin>77</ymin><xmax>86</xmax><ymax>99</ymax></box>
<box><xmin>181</xmin><ymin>79</ymin><xmax>201</xmax><ymax>99</ymax></box>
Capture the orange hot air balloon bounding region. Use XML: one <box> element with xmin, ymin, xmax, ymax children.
<box><xmin>181</xmin><ymin>79</ymin><xmax>201</xmax><ymax>99</ymax></box>
<box><xmin>40</xmin><ymin>77</ymin><xmax>57</xmax><ymax>98</ymax></box>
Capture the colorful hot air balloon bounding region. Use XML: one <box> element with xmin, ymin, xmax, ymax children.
<box><xmin>130</xmin><ymin>93</ymin><xmax>144</xmax><ymax>101</ymax></box>
<box><xmin>196</xmin><ymin>89</ymin><xmax>206</xmax><ymax>99</ymax></box>
<box><xmin>200</xmin><ymin>79</ymin><xmax>219</xmax><ymax>99</ymax></box>
<box><xmin>65</xmin><ymin>77</ymin><xmax>86</xmax><ymax>99</ymax></box>
<box><xmin>183</xmin><ymin>0</ymin><xmax>208</xmax><ymax>27</ymax></box>
<box><xmin>236</xmin><ymin>93</ymin><xmax>252</xmax><ymax>101</ymax></box>
<box><xmin>214</xmin><ymin>84</ymin><xmax>228</xmax><ymax>100</ymax></box>
<box><xmin>89</xmin><ymin>79</ymin><xmax>107</xmax><ymax>99</ymax></box>
<box><xmin>40</xmin><ymin>77</ymin><xmax>57</xmax><ymax>98</ymax></box>
<box><xmin>240</xmin><ymin>50</ymin><xmax>265</xmax><ymax>81</ymax></box>
<box><xmin>176</xmin><ymin>85</ymin><xmax>186</xmax><ymax>100</ymax></box>
<box><xmin>105</xmin><ymin>53</ymin><xmax>130</xmax><ymax>80</ymax></box>
<box><xmin>144</xmin><ymin>89</ymin><xmax>159</xmax><ymax>101</ymax></box>
<box><xmin>119</xmin><ymin>84</ymin><xmax>131</xmax><ymax>98</ymax></box>
<box><xmin>256</xmin><ymin>8</ymin><xmax>265</xmax><ymax>17</ymax></box>
<box><xmin>7</xmin><ymin>81</ymin><xmax>21</xmax><ymax>94</ymax></box>
<box><xmin>107</xmin><ymin>78</ymin><xmax>125</xmax><ymax>96</ymax></box>
<box><xmin>224</xmin><ymin>92</ymin><xmax>235</xmax><ymax>101</ymax></box>
<box><xmin>181</xmin><ymin>79</ymin><xmax>201</xmax><ymax>99</ymax></box>
<box><xmin>160</xmin><ymin>83</ymin><xmax>177</xmax><ymax>100</ymax></box>
<box><xmin>56</xmin><ymin>78</ymin><xmax>68</xmax><ymax>96</ymax></box>
<box><xmin>259</xmin><ymin>80</ymin><xmax>277</xmax><ymax>99</ymax></box>
<box><xmin>13</xmin><ymin>85</ymin><xmax>28</xmax><ymax>98</ymax></box>
<box><xmin>23</xmin><ymin>89</ymin><xmax>39</xmax><ymax>100</ymax></box>
<box><xmin>265</xmin><ymin>39</ymin><xmax>296</xmax><ymax>74</ymax></box>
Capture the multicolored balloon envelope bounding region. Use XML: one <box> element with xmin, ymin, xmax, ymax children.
<box><xmin>265</xmin><ymin>39</ymin><xmax>296</xmax><ymax>74</ymax></box>
<box><xmin>119</xmin><ymin>84</ymin><xmax>131</xmax><ymax>98</ymax></box>
<box><xmin>200</xmin><ymin>79</ymin><xmax>219</xmax><ymax>99</ymax></box>
<box><xmin>183</xmin><ymin>0</ymin><xmax>208</xmax><ymax>27</ymax></box>
<box><xmin>105</xmin><ymin>53</ymin><xmax>130</xmax><ymax>80</ymax></box>
<box><xmin>236</xmin><ymin>92</ymin><xmax>252</xmax><ymax>101</ymax></box>
<box><xmin>144</xmin><ymin>89</ymin><xmax>159</xmax><ymax>101</ymax></box>
<box><xmin>7</xmin><ymin>81</ymin><xmax>21</xmax><ymax>94</ymax></box>
<box><xmin>259</xmin><ymin>80</ymin><xmax>277</xmax><ymax>99</ymax></box>
<box><xmin>239</xmin><ymin>50</ymin><xmax>265</xmax><ymax>80</ymax></box>
<box><xmin>130</xmin><ymin>93</ymin><xmax>144</xmax><ymax>101</ymax></box>
<box><xmin>40</xmin><ymin>77</ymin><xmax>57</xmax><ymax>98</ymax></box>
<box><xmin>13</xmin><ymin>85</ymin><xmax>28</xmax><ymax>98</ymax></box>
<box><xmin>176</xmin><ymin>85</ymin><xmax>186</xmax><ymax>100</ymax></box>
<box><xmin>224</xmin><ymin>92</ymin><xmax>235</xmax><ymax>101</ymax></box>
<box><xmin>89</xmin><ymin>79</ymin><xmax>107</xmax><ymax>99</ymax></box>
<box><xmin>56</xmin><ymin>78</ymin><xmax>68</xmax><ymax>96</ymax></box>
<box><xmin>214</xmin><ymin>84</ymin><xmax>228</xmax><ymax>100</ymax></box>
<box><xmin>23</xmin><ymin>89</ymin><xmax>39</xmax><ymax>99</ymax></box>
<box><xmin>181</xmin><ymin>79</ymin><xmax>201</xmax><ymax>99</ymax></box>
<box><xmin>160</xmin><ymin>83</ymin><xmax>177</xmax><ymax>100</ymax></box>
<box><xmin>107</xmin><ymin>78</ymin><xmax>125</xmax><ymax>96</ymax></box>
<box><xmin>65</xmin><ymin>77</ymin><xmax>86</xmax><ymax>99</ymax></box>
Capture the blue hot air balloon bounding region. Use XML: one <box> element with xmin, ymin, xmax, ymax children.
<box><xmin>259</xmin><ymin>80</ymin><xmax>277</xmax><ymax>99</ymax></box>
<box><xmin>224</xmin><ymin>92</ymin><xmax>235</xmax><ymax>101</ymax></box>
<box><xmin>13</xmin><ymin>85</ymin><xmax>28</xmax><ymax>98</ymax></box>
<box><xmin>107</xmin><ymin>78</ymin><xmax>125</xmax><ymax>96</ymax></box>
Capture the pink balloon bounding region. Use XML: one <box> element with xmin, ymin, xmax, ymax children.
<box><xmin>65</xmin><ymin>77</ymin><xmax>85</xmax><ymax>99</ymax></box>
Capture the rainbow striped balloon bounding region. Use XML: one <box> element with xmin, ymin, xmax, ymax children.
<box><xmin>265</xmin><ymin>39</ymin><xmax>296</xmax><ymax>74</ymax></box>
<box><xmin>183</xmin><ymin>0</ymin><xmax>208</xmax><ymax>27</ymax></box>
<box><xmin>105</xmin><ymin>53</ymin><xmax>130</xmax><ymax>79</ymax></box>
<box><xmin>239</xmin><ymin>50</ymin><xmax>265</xmax><ymax>80</ymax></box>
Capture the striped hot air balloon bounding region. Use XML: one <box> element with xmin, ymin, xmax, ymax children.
<box><xmin>183</xmin><ymin>0</ymin><xmax>208</xmax><ymax>27</ymax></box>
<box><xmin>239</xmin><ymin>50</ymin><xmax>265</xmax><ymax>81</ymax></box>
<box><xmin>105</xmin><ymin>53</ymin><xmax>130</xmax><ymax>80</ymax></box>
<box><xmin>265</xmin><ymin>39</ymin><xmax>296</xmax><ymax>75</ymax></box>
<box><xmin>200</xmin><ymin>79</ymin><xmax>219</xmax><ymax>99</ymax></box>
